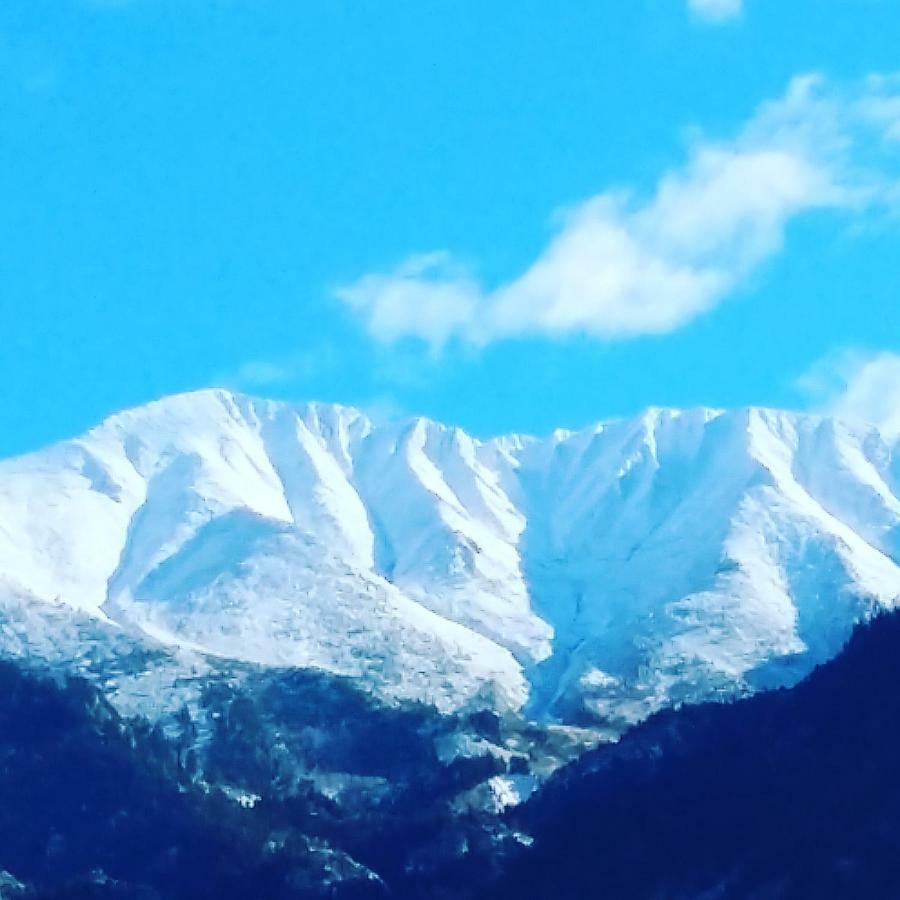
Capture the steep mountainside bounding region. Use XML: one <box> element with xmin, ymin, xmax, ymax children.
<box><xmin>2</xmin><ymin>389</ymin><xmax>900</xmax><ymax>726</ymax></box>
<box><xmin>483</xmin><ymin>610</ymin><xmax>900</xmax><ymax>899</ymax></box>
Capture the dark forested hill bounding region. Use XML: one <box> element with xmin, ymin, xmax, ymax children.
<box><xmin>0</xmin><ymin>660</ymin><xmax>392</xmax><ymax>899</ymax></box>
<box><xmin>485</xmin><ymin>611</ymin><xmax>900</xmax><ymax>899</ymax></box>
<box><xmin>0</xmin><ymin>659</ymin><xmax>523</xmax><ymax>900</ymax></box>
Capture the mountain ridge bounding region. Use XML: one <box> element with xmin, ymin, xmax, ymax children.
<box><xmin>1</xmin><ymin>389</ymin><xmax>899</xmax><ymax>726</ymax></box>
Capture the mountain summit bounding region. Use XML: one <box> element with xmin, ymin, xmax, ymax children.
<box><xmin>1</xmin><ymin>389</ymin><xmax>898</xmax><ymax>726</ymax></box>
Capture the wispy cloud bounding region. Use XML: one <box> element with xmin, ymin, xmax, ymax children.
<box><xmin>856</xmin><ymin>74</ymin><xmax>900</xmax><ymax>144</ymax></box>
<box><xmin>799</xmin><ymin>349</ymin><xmax>900</xmax><ymax>436</ymax></box>
<box><xmin>215</xmin><ymin>345</ymin><xmax>339</xmax><ymax>392</ymax></box>
<box><xmin>688</xmin><ymin>0</ymin><xmax>743</xmax><ymax>24</ymax></box>
<box><xmin>338</xmin><ymin>74</ymin><xmax>900</xmax><ymax>351</ymax></box>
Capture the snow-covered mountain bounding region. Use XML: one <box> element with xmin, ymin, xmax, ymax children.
<box><xmin>2</xmin><ymin>388</ymin><xmax>899</xmax><ymax>726</ymax></box>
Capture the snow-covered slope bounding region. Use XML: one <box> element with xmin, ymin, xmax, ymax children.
<box><xmin>1</xmin><ymin>389</ymin><xmax>899</xmax><ymax>724</ymax></box>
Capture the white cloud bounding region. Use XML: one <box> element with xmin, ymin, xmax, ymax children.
<box><xmin>339</xmin><ymin>253</ymin><xmax>481</xmax><ymax>348</ymax></box>
<box><xmin>688</xmin><ymin>0</ymin><xmax>743</xmax><ymax>24</ymax></box>
<box><xmin>801</xmin><ymin>350</ymin><xmax>900</xmax><ymax>436</ymax></box>
<box><xmin>339</xmin><ymin>74</ymin><xmax>900</xmax><ymax>350</ymax></box>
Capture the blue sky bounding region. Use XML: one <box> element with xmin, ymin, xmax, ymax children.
<box><xmin>2</xmin><ymin>0</ymin><xmax>900</xmax><ymax>456</ymax></box>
